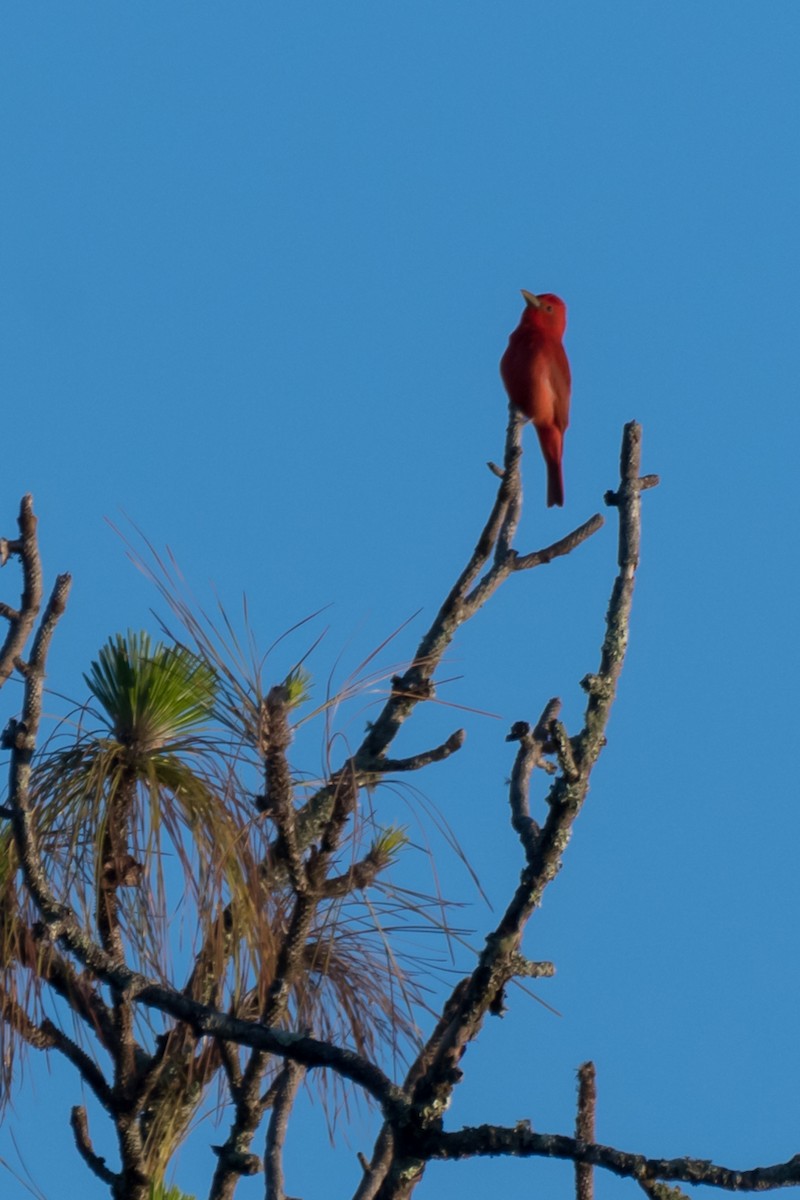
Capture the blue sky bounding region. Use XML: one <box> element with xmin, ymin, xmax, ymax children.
<box><xmin>1</xmin><ymin>3</ymin><xmax>799</xmax><ymax>1198</ymax></box>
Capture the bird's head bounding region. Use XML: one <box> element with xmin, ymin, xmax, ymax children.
<box><xmin>520</xmin><ymin>290</ymin><xmax>567</xmax><ymax>338</ymax></box>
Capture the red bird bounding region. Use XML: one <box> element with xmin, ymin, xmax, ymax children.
<box><xmin>500</xmin><ymin>290</ymin><xmax>571</xmax><ymax>507</ymax></box>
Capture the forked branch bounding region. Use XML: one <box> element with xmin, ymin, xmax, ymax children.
<box><xmin>365</xmin><ymin>421</ymin><xmax>658</xmax><ymax>1200</ymax></box>
<box><xmin>0</xmin><ymin>495</ymin><xmax>43</xmax><ymax>686</ymax></box>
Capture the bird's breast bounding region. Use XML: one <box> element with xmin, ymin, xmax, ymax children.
<box><xmin>501</xmin><ymin>337</ymin><xmax>567</xmax><ymax>428</ymax></box>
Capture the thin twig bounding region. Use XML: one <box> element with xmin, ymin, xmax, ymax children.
<box><xmin>513</xmin><ymin>513</ymin><xmax>605</xmax><ymax>572</ymax></box>
<box><xmin>361</xmin><ymin>728</ymin><xmax>466</xmax><ymax>774</ymax></box>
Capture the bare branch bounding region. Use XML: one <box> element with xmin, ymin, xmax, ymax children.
<box><xmin>275</xmin><ymin>424</ymin><xmax>600</xmax><ymax>882</ymax></box>
<box><xmin>462</xmin><ymin>512</ymin><xmax>604</xmax><ymax>617</ymax></box>
<box><xmin>513</xmin><ymin>513</ymin><xmax>605</xmax><ymax>572</ymax></box>
<box><xmin>25</xmin><ymin>572</ymin><xmax>72</xmax><ymax>721</ymax></box>
<box><xmin>7</xmin><ymin>571</ymin><xmax>73</xmax><ymax>935</ymax></box>
<box><xmin>361</xmin><ymin>727</ymin><xmax>465</xmax><ymax>774</ymax></box>
<box><xmin>257</xmin><ymin>684</ymin><xmax>308</xmax><ymax>895</ymax></box>
<box><xmin>0</xmin><ymin>496</ymin><xmax>42</xmax><ymax>687</ymax></box>
<box><xmin>316</xmin><ymin>762</ymin><xmax>360</xmax><ymax>861</ymax></box>
<box><xmin>209</xmin><ymin>1064</ymin><xmax>287</xmax><ymax>1195</ymax></box>
<box><xmin>550</xmin><ymin>719</ymin><xmax>579</xmax><ymax>782</ymax></box>
<box><xmin>265</xmin><ymin>1060</ymin><xmax>304</xmax><ymax>1200</ymax></box>
<box><xmin>2</xmin><ymin>978</ymin><xmax>115</xmax><ymax>1135</ymax></box>
<box><xmin>506</xmin><ymin>699</ymin><xmax>562</xmax><ymax>856</ymax></box>
<box><xmin>0</xmin><ymin>983</ymin><xmax>54</xmax><ymax>1051</ymax></box>
<box><xmin>70</xmin><ymin>1106</ymin><xmax>119</xmax><ymax>1187</ymax></box>
<box><xmin>39</xmin><ymin>1018</ymin><xmax>114</xmax><ymax>1109</ymax></box>
<box><xmin>422</xmin><ymin>1124</ymin><xmax>800</xmax><ymax>1192</ymax></box>
<box><xmin>320</xmin><ymin>852</ymin><xmax>391</xmax><ymax>899</ymax></box>
<box><xmin>353</xmin><ymin>1127</ymin><xmax>395</xmax><ymax>1200</ymax></box>
<box><xmin>219</xmin><ymin>1037</ymin><xmax>243</xmax><ymax>1097</ymax></box>
<box><xmin>493</xmin><ymin>407</ymin><xmax>526</xmax><ymax>560</ymax></box>
<box><xmin>352</xmin><ymin>411</ymin><xmax>595</xmax><ymax>769</ymax></box>
<box><xmin>576</xmin><ymin>1062</ymin><xmax>596</xmax><ymax>1200</ymax></box>
<box><xmin>366</xmin><ymin>423</ymin><xmax>656</xmax><ymax>1199</ymax></box>
<box><xmin>576</xmin><ymin>422</ymin><xmax>655</xmax><ymax>772</ymax></box>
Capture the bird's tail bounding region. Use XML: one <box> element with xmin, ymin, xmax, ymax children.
<box><xmin>546</xmin><ymin>457</ymin><xmax>564</xmax><ymax>508</ymax></box>
<box><xmin>535</xmin><ymin>425</ymin><xmax>565</xmax><ymax>507</ymax></box>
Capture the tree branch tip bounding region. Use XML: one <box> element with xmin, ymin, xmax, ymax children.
<box><xmin>506</xmin><ymin>720</ymin><xmax>530</xmax><ymax>742</ymax></box>
<box><xmin>360</xmin><ymin>725</ymin><xmax>465</xmax><ymax>774</ymax></box>
<box><xmin>622</xmin><ymin>419</ymin><xmax>642</xmax><ymax>441</ymax></box>
<box><xmin>531</xmin><ymin>960</ymin><xmax>555</xmax><ymax>977</ymax></box>
<box><xmin>532</xmin><ymin>698</ymin><xmax>562</xmax><ymax>741</ymax></box>
<box><xmin>511</xmin><ymin>954</ymin><xmax>555</xmax><ymax>978</ymax></box>
<box><xmin>487</xmin><ymin>460</ymin><xmax>505</xmax><ymax>479</ymax></box>
<box><xmin>605</xmin><ymin>475</ymin><xmax>659</xmax><ymax>508</ymax></box>
<box><xmin>17</xmin><ymin>495</ymin><xmax>35</xmax><ymax>529</ymax></box>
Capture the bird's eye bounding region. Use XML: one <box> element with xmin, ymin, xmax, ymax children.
<box><xmin>545</xmin><ymin>304</ymin><xmax>553</xmax><ymax>312</ymax></box>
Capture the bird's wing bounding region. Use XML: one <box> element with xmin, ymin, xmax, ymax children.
<box><xmin>549</xmin><ymin>343</ymin><xmax>571</xmax><ymax>432</ymax></box>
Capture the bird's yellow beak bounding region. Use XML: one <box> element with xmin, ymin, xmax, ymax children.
<box><xmin>521</xmin><ymin>289</ymin><xmax>541</xmax><ymax>308</ymax></box>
